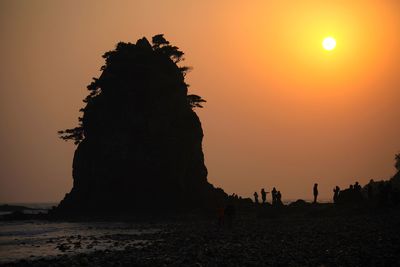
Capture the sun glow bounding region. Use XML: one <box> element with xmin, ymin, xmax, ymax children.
<box><xmin>322</xmin><ymin>37</ymin><xmax>336</xmax><ymax>51</ymax></box>
<box><xmin>224</xmin><ymin>1</ymin><xmax>399</xmax><ymax>94</ymax></box>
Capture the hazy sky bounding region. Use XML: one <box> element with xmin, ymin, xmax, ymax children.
<box><xmin>1</xmin><ymin>0</ymin><xmax>399</xmax><ymax>202</ymax></box>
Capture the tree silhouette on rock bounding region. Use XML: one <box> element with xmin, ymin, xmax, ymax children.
<box><xmin>57</xmin><ymin>35</ymin><xmax>225</xmax><ymax>213</ymax></box>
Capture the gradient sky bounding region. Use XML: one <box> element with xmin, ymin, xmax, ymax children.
<box><xmin>1</xmin><ymin>0</ymin><xmax>399</xmax><ymax>202</ymax></box>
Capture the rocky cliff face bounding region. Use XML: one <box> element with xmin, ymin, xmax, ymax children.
<box><xmin>57</xmin><ymin>36</ymin><xmax>226</xmax><ymax>213</ymax></box>
<box><xmin>391</xmin><ymin>171</ymin><xmax>400</xmax><ymax>190</ymax></box>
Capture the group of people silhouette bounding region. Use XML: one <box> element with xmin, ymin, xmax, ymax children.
<box><xmin>254</xmin><ymin>187</ymin><xmax>283</xmax><ymax>206</ymax></box>
<box><xmin>334</xmin><ymin>180</ymin><xmax>400</xmax><ymax>207</ymax></box>
<box><xmin>251</xmin><ymin>181</ymin><xmax>397</xmax><ymax>206</ymax></box>
<box><xmin>254</xmin><ymin>184</ymin><xmax>320</xmax><ymax>205</ymax></box>
<box><xmin>217</xmin><ymin>179</ymin><xmax>399</xmax><ymax>229</ymax></box>
<box><xmin>332</xmin><ymin>181</ymin><xmax>363</xmax><ymax>204</ymax></box>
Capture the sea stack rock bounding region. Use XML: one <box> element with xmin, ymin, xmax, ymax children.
<box><xmin>57</xmin><ymin>35</ymin><xmax>226</xmax><ymax>213</ymax></box>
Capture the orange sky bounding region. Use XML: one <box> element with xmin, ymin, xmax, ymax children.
<box><xmin>1</xmin><ymin>0</ymin><xmax>399</xmax><ymax>202</ymax></box>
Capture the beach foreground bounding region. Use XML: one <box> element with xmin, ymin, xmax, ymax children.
<box><xmin>1</xmin><ymin>206</ymin><xmax>400</xmax><ymax>267</ymax></box>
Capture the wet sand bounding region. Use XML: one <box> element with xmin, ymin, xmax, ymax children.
<box><xmin>2</xmin><ymin>207</ymin><xmax>400</xmax><ymax>267</ymax></box>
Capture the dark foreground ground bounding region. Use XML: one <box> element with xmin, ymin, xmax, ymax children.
<box><xmin>2</xmin><ymin>206</ymin><xmax>400</xmax><ymax>267</ymax></box>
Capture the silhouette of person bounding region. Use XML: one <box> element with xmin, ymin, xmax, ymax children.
<box><xmin>276</xmin><ymin>191</ymin><xmax>283</xmax><ymax>206</ymax></box>
<box><xmin>261</xmin><ymin>188</ymin><xmax>267</xmax><ymax>204</ymax></box>
<box><xmin>354</xmin><ymin>182</ymin><xmax>361</xmax><ymax>192</ymax></box>
<box><xmin>313</xmin><ymin>183</ymin><xmax>319</xmax><ymax>204</ymax></box>
<box><xmin>333</xmin><ymin>186</ymin><xmax>340</xmax><ymax>204</ymax></box>
<box><xmin>271</xmin><ymin>187</ymin><xmax>277</xmax><ymax>205</ymax></box>
<box><xmin>254</xmin><ymin>192</ymin><xmax>259</xmax><ymax>204</ymax></box>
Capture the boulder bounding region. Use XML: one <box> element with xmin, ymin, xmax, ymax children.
<box><xmin>57</xmin><ymin>35</ymin><xmax>226</xmax><ymax>214</ymax></box>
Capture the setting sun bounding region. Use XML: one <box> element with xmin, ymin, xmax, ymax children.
<box><xmin>322</xmin><ymin>37</ymin><xmax>336</xmax><ymax>51</ymax></box>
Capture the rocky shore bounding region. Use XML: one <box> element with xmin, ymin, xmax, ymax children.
<box><xmin>2</xmin><ymin>206</ymin><xmax>400</xmax><ymax>267</ymax></box>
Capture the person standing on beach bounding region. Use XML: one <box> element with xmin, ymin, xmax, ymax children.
<box><xmin>254</xmin><ymin>191</ymin><xmax>259</xmax><ymax>204</ymax></box>
<box><xmin>333</xmin><ymin>186</ymin><xmax>340</xmax><ymax>203</ymax></box>
<box><xmin>261</xmin><ymin>188</ymin><xmax>267</xmax><ymax>204</ymax></box>
<box><xmin>271</xmin><ymin>187</ymin><xmax>277</xmax><ymax>205</ymax></box>
<box><xmin>313</xmin><ymin>183</ymin><xmax>319</xmax><ymax>204</ymax></box>
<box><xmin>354</xmin><ymin>181</ymin><xmax>361</xmax><ymax>192</ymax></box>
<box><xmin>276</xmin><ymin>191</ymin><xmax>283</xmax><ymax>206</ymax></box>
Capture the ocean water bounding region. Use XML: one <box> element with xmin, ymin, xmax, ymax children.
<box><xmin>0</xmin><ymin>203</ymin><xmax>57</xmax><ymax>216</ymax></box>
<box><xmin>0</xmin><ymin>220</ymin><xmax>158</xmax><ymax>263</ymax></box>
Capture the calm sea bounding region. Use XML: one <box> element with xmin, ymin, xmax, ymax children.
<box><xmin>0</xmin><ymin>202</ymin><xmax>57</xmax><ymax>216</ymax></box>
<box><xmin>0</xmin><ymin>219</ymin><xmax>157</xmax><ymax>264</ymax></box>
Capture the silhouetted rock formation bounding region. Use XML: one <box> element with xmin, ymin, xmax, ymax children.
<box><xmin>57</xmin><ymin>35</ymin><xmax>226</xmax><ymax>213</ymax></box>
<box><xmin>288</xmin><ymin>199</ymin><xmax>310</xmax><ymax>208</ymax></box>
<box><xmin>336</xmin><ymin>186</ymin><xmax>364</xmax><ymax>206</ymax></box>
<box><xmin>391</xmin><ymin>171</ymin><xmax>400</xmax><ymax>189</ymax></box>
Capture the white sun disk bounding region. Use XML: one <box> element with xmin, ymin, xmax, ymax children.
<box><xmin>322</xmin><ymin>37</ymin><xmax>336</xmax><ymax>51</ymax></box>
